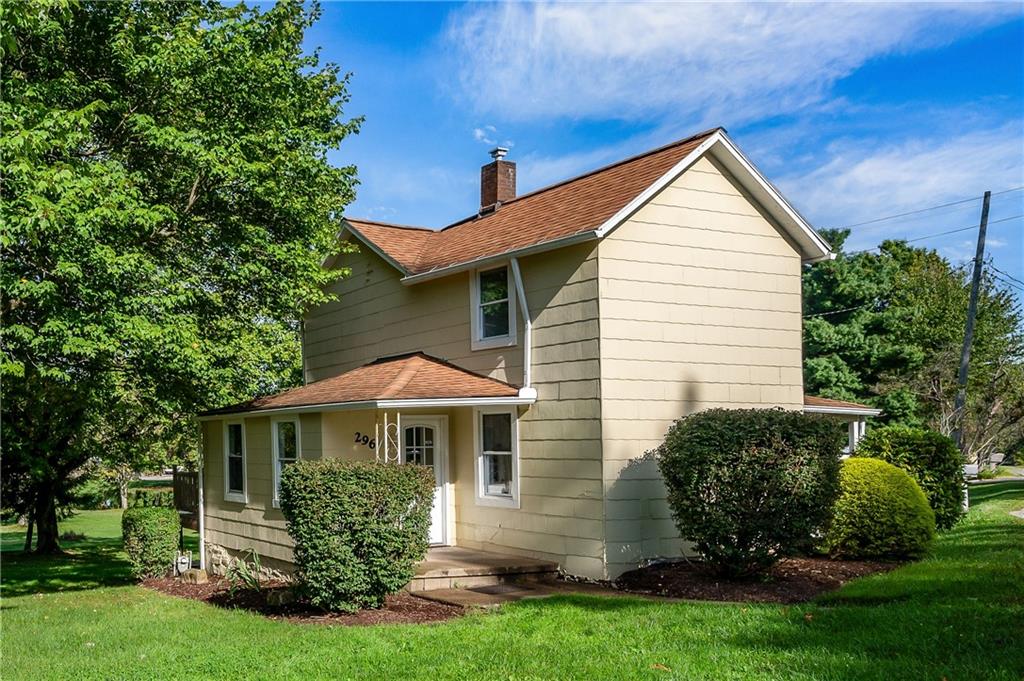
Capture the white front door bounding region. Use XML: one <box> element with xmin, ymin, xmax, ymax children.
<box><xmin>402</xmin><ymin>417</ymin><xmax>447</xmax><ymax>545</ymax></box>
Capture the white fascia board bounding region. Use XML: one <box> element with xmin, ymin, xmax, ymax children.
<box><xmin>197</xmin><ymin>395</ymin><xmax>535</xmax><ymax>420</ymax></box>
<box><xmin>804</xmin><ymin>405</ymin><xmax>882</xmax><ymax>417</ymax></box>
<box><xmin>592</xmin><ymin>132</ymin><xmax>721</xmax><ymax>239</ymax></box>
<box><xmin>339</xmin><ymin>220</ymin><xmax>412</xmax><ymax>276</ymax></box>
<box><xmin>592</xmin><ymin>130</ymin><xmax>832</xmax><ymax>264</ymax></box>
<box><xmin>709</xmin><ymin>133</ymin><xmax>833</xmax><ymax>263</ymax></box>
<box><xmin>399</xmin><ymin>231</ymin><xmax>597</xmax><ymax>286</ymax></box>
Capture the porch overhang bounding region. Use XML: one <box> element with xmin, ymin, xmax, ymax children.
<box><xmin>196</xmin><ymin>351</ymin><xmax>532</xmax><ymax>421</ymax></box>
<box><xmin>196</xmin><ymin>394</ymin><xmax>536</xmax><ymax>421</ymax></box>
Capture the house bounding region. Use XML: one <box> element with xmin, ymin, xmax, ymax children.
<box><xmin>196</xmin><ymin>127</ymin><xmax>879</xmax><ymax>582</ymax></box>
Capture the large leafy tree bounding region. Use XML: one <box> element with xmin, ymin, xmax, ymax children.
<box><xmin>803</xmin><ymin>230</ymin><xmax>1023</xmax><ymax>463</ymax></box>
<box><xmin>1</xmin><ymin>0</ymin><xmax>358</xmax><ymax>552</ymax></box>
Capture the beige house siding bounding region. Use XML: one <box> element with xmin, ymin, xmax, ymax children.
<box><xmin>204</xmin><ymin>241</ymin><xmax>607</xmax><ymax>578</ymax></box>
<box><xmin>597</xmin><ymin>155</ymin><xmax>805</xmax><ymax>578</ymax></box>
<box><xmin>201</xmin><ymin>413</ymin><xmax>322</xmax><ymax>570</ymax></box>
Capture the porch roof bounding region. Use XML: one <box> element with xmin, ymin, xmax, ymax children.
<box><xmin>803</xmin><ymin>395</ymin><xmax>882</xmax><ymax>417</ymax></box>
<box><xmin>199</xmin><ymin>352</ymin><xmax>528</xmax><ymax>418</ymax></box>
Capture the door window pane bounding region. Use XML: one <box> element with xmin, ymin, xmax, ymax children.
<box><xmin>404</xmin><ymin>426</ymin><xmax>435</xmax><ymax>468</ymax></box>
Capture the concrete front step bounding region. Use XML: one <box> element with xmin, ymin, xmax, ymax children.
<box><xmin>408</xmin><ymin>546</ymin><xmax>559</xmax><ymax>593</ymax></box>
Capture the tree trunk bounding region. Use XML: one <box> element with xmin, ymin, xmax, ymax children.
<box><xmin>119</xmin><ymin>480</ymin><xmax>129</xmax><ymax>510</ymax></box>
<box><xmin>23</xmin><ymin>511</ymin><xmax>34</xmax><ymax>553</ymax></box>
<box><xmin>33</xmin><ymin>490</ymin><xmax>61</xmax><ymax>554</ymax></box>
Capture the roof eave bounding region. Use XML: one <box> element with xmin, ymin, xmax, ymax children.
<box><xmin>803</xmin><ymin>405</ymin><xmax>883</xmax><ymax>417</ymax></box>
<box><xmin>339</xmin><ymin>219</ymin><xmax>413</xmax><ymax>276</ymax></box>
<box><xmin>196</xmin><ymin>394</ymin><xmax>535</xmax><ymax>420</ymax></box>
<box><xmin>398</xmin><ymin>230</ymin><xmax>599</xmax><ymax>286</ymax></box>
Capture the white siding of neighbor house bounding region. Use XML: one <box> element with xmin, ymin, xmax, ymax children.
<box><xmin>597</xmin><ymin>155</ymin><xmax>805</xmax><ymax>578</ymax></box>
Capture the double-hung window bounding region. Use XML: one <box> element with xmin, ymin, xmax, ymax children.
<box><xmin>471</xmin><ymin>265</ymin><xmax>516</xmax><ymax>350</ymax></box>
<box><xmin>475</xmin><ymin>408</ymin><xmax>519</xmax><ymax>508</ymax></box>
<box><xmin>224</xmin><ymin>421</ymin><xmax>247</xmax><ymax>503</ymax></box>
<box><xmin>272</xmin><ymin>417</ymin><xmax>300</xmax><ymax>507</ymax></box>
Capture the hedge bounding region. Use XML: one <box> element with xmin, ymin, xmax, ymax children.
<box><xmin>655</xmin><ymin>408</ymin><xmax>843</xmax><ymax>577</ymax></box>
<box><xmin>824</xmin><ymin>457</ymin><xmax>935</xmax><ymax>559</ymax></box>
<box><xmin>129</xmin><ymin>488</ymin><xmax>173</xmax><ymax>508</ymax></box>
<box><xmin>279</xmin><ymin>459</ymin><xmax>435</xmax><ymax>612</ymax></box>
<box><xmin>855</xmin><ymin>426</ymin><xmax>964</xmax><ymax>529</ymax></box>
<box><xmin>122</xmin><ymin>506</ymin><xmax>180</xmax><ymax>579</ymax></box>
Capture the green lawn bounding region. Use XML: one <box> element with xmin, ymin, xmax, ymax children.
<box><xmin>2</xmin><ymin>497</ymin><xmax>1022</xmax><ymax>681</ymax></box>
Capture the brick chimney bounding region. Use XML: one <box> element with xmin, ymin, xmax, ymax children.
<box><xmin>480</xmin><ymin>147</ymin><xmax>516</xmax><ymax>210</ymax></box>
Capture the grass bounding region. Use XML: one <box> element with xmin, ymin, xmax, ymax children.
<box><xmin>1</xmin><ymin>499</ymin><xmax>1022</xmax><ymax>681</ymax></box>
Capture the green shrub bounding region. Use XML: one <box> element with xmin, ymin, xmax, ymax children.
<box><xmin>655</xmin><ymin>408</ymin><xmax>844</xmax><ymax>577</ymax></box>
<box><xmin>824</xmin><ymin>457</ymin><xmax>935</xmax><ymax>559</ymax></box>
<box><xmin>856</xmin><ymin>426</ymin><xmax>964</xmax><ymax>529</ymax></box>
<box><xmin>121</xmin><ymin>506</ymin><xmax>180</xmax><ymax>579</ymax></box>
<box><xmin>128</xmin><ymin>488</ymin><xmax>173</xmax><ymax>508</ymax></box>
<box><xmin>279</xmin><ymin>459</ymin><xmax>435</xmax><ymax>612</ymax></box>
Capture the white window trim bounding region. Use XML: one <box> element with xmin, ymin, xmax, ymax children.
<box><xmin>470</xmin><ymin>264</ymin><xmax>517</xmax><ymax>351</ymax></box>
<box><xmin>223</xmin><ymin>420</ymin><xmax>248</xmax><ymax>504</ymax></box>
<box><xmin>473</xmin><ymin>406</ymin><xmax>520</xmax><ymax>509</ymax></box>
<box><xmin>271</xmin><ymin>416</ymin><xmax>301</xmax><ymax>508</ymax></box>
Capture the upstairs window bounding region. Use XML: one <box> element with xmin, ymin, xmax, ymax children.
<box><xmin>224</xmin><ymin>421</ymin><xmax>247</xmax><ymax>503</ymax></box>
<box><xmin>471</xmin><ymin>265</ymin><xmax>516</xmax><ymax>350</ymax></box>
<box><xmin>272</xmin><ymin>418</ymin><xmax>301</xmax><ymax>507</ymax></box>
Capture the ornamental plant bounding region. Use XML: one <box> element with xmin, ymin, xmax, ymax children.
<box><xmin>279</xmin><ymin>460</ymin><xmax>434</xmax><ymax>612</ymax></box>
<box><xmin>824</xmin><ymin>457</ymin><xmax>935</xmax><ymax>559</ymax></box>
<box><xmin>655</xmin><ymin>408</ymin><xmax>843</xmax><ymax>577</ymax></box>
<box><xmin>121</xmin><ymin>506</ymin><xmax>180</xmax><ymax>579</ymax></box>
<box><xmin>855</xmin><ymin>426</ymin><xmax>965</xmax><ymax>529</ymax></box>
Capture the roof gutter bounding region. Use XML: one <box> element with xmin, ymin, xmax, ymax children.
<box><xmin>197</xmin><ymin>394</ymin><xmax>537</xmax><ymax>420</ymax></box>
<box><xmin>803</xmin><ymin>405</ymin><xmax>882</xmax><ymax>417</ymax></box>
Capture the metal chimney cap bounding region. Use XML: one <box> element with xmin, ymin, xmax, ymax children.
<box><xmin>489</xmin><ymin>147</ymin><xmax>509</xmax><ymax>161</ymax></box>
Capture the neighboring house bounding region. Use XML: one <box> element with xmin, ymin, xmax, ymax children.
<box><xmin>197</xmin><ymin>127</ymin><xmax>879</xmax><ymax>581</ymax></box>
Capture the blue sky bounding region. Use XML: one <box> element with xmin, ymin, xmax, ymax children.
<box><xmin>302</xmin><ymin>2</ymin><xmax>1023</xmax><ymax>286</ymax></box>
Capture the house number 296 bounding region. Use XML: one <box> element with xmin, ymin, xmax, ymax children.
<box><xmin>353</xmin><ymin>432</ymin><xmax>376</xmax><ymax>450</ymax></box>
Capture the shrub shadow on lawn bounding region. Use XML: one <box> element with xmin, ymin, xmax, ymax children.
<box><xmin>0</xmin><ymin>536</ymin><xmax>134</xmax><ymax>598</ymax></box>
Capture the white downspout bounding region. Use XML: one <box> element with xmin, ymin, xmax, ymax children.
<box><xmin>197</xmin><ymin>459</ymin><xmax>206</xmax><ymax>571</ymax></box>
<box><xmin>509</xmin><ymin>257</ymin><xmax>536</xmax><ymax>399</ymax></box>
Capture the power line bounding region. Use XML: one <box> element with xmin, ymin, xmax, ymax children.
<box><xmin>844</xmin><ymin>214</ymin><xmax>1023</xmax><ymax>255</ymax></box>
<box><xmin>989</xmin><ymin>264</ymin><xmax>1024</xmax><ymax>289</ymax></box>
<box><xmin>803</xmin><ymin>303</ymin><xmax>874</xmax><ymax>318</ymax></box>
<box><xmin>990</xmin><ymin>270</ymin><xmax>1024</xmax><ymax>294</ymax></box>
<box><xmin>828</xmin><ymin>186</ymin><xmax>1023</xmax><ymax>231</ymax></box>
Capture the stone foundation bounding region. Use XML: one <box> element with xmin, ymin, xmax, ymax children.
<box><xmin>205</xmin><ymin>543</ymin><xmax>295</xmax><ymax>582</ymax></box>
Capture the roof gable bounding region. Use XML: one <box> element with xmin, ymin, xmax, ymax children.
<box><xmin>342</xmin><ymin>128</ymin><xmax>831</xmax><ymax>284</ymax></box>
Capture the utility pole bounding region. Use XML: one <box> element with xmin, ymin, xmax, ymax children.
<box><xmin>952</xmin><ymin>190</ymin><xmax>991</xmax><ymax>456</ymax></box>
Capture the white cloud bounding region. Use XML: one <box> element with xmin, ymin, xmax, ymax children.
<box><xmin>444</xmin><ymin>3</ymin><xmax>1015</xmax><ymax>124</ymax></box>
<box><xmin>776</xmin><ymin>122</ymin><xmax>1024</xmax><ymax>236</ymax></box>
<box><xmin>473</xmin><ymin>125</ymin><xmax>497</xmax><ymax>145</ymax></box>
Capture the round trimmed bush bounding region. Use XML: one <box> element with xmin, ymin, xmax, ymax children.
<box><xmin>855</xmin><ymin>426</ymin><xmax>964</xmax><ymax>529</ymax></box>
<box><xmin>656</xmin><ymin>408</ymin><xmax>844</xmax><ymax>577</ymax></box>
<box><xmin>122</xmin><ymin>506</ymin><xmax>180</xmax><ymax>579</ymax></box>
<box><xmin>279</xmin><ymin>459</ymin><xmax>435</xmax><ymax>612</ymax></box>
<box><xmin>824</xmin><ymin>457</ymin><xmax>935</xmax><ymax>559</ymax></box>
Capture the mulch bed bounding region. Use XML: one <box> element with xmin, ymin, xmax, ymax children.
<box><xmin>142</xmin><ymin>575</ymin><xmax>463</xmax><ymax>625</ymax></box>
<box><xmin>615</xmin><ymin>557</ymin><xmax>898</xmax><ymax>604</ymax></box>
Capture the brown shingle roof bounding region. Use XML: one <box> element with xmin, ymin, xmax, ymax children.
<box><xmin>804</xmin><ymin>395</ymin><xmax>880</xmax><ymax>412</ymax></box>
<box><xmin>201</xmin><ymin>353</ymin><xmax>520</xmax><ymax>416</ymax></box>
<box><xmin>344</xmin><ymin>128</ymin><xmax>720</xmax><ymax>276</ymax></box>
